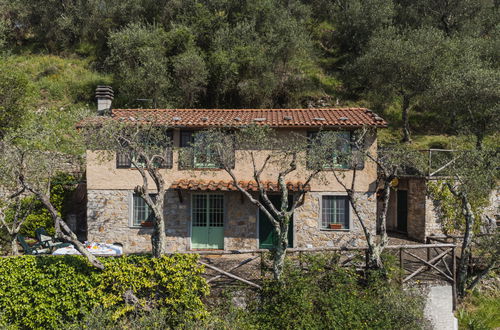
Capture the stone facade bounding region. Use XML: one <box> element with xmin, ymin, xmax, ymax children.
<box><xmin>385</xmin><ymin>178</ymin><xmax>445</xmax><ymax>242</ymax></box>
<box><xmin>87</xmin><ymin>189</ymin><xmax>377</xmax><ymax>253</ymax></box>
<box><xmin>295</xmin><ymin>192</ymin><xmax>376</xmax><ymax>248</ymax></box>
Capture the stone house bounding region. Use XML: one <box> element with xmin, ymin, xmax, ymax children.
<box><xmin>384</xmin><ymin>175</ymin><xmax>499</xmax><ymax>242</ymax></box>
<box><xmin>84</xmin><ymin>91</ymin><xmax>390</xmax><ymax>253</ymax></box>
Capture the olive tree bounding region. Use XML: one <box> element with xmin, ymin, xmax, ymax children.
<box><xmin>0</xmin><ymin>196</ymin><xmax>34</xmax><ymax>255</ymax></box>
<box><xmin>352</xmin><ymin>27</ymin><xmax>447</xmax><ymax>142</ymax></box>
<box><xmin>428</xmin><ymin>148</ymin><xmax>499</xmax><ymax>296</ymax></box>
<box><xmin>83</xmin><ymin>117</ymin><xmax>173</xmax><ymax>257</ymax></box>
<box><xmin>190</xmin><ymin>126</ymin><xmax>333</xmax><ymax>280</ymax></box>
<box><xmin>321</xmin><ymin>128</ymin><xmax>425</xmax><ymax>271</ymax></box>
<box><xmin>0</xmin><ymin>109</ymin><xmax>103</xmax><ymax>269</ymax></box>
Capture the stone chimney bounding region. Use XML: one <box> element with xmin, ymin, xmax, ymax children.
<box><xmin>95</xmin><ymin>85</ymin><xmax>114</xmax><ymax>116</ymax></box>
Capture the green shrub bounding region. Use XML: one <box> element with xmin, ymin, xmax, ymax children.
<box><xmin>0</xmin><ymin>255</ymin><xmax>208</xmax><ymax>329</ymax></box>
<box><xmin>0</xmin><ymin>256</ymin><xmax>98</xmax><ymax>329</ymax></box>
<box><xmin>197</xmin><ymin>257</ymin><xmax>429</xmax><ymax>330</ymax></box>
<box><xmin>93</xmin><ymin>255</ymin><xmax>209</xmax><ymax>322</ymax></box>
<box><xmin>458</xmin><ymin>289</ymin><xmax>500</xmax><ymax>330</ymax></box>
<box><xmin>5</xmin><ymin>173</ymin><xmax>79</xmax><ymax>238</ymax></box>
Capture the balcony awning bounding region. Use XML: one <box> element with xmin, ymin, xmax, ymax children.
<box><xmin>171</xmin><ymin>179</ymin><xmax>310</xmax><ymax>192</ymax></box>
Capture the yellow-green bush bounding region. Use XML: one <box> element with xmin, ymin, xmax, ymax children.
<box><xmin>0</xmin><ymin>255</ymin><xmax>208</xmax><ymax>329</ymax></box>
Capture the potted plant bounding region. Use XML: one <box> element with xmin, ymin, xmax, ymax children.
<box><xmin>329</xmin><ymin>223</ymin><xmax>343</xmax><ymax>230</ymax></box>
<box><xmin>140</xmin><ymin>221</ymin><xmax>153</xmax><ymax>228</ymax></box>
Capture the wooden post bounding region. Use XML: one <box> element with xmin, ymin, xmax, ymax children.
<box><xmin>399</xmin><ymin>247</ymin><xmax>404</xmax><ymax>284</ymax></box>
<box><xmin>299</xmin><ymin>251</ymin><xmax>303</xmax><ymax>270</ymax></box>
<box><xmin>451</xmin><ymin>246</ymin><xmax>457</xmax><ymax>310</ymax></box>
<box><xmin>260</xmin><ymin>251</ymin><xmax>265</xmax><ymax>279</ymax></box>
<box><xmin>426</xmin><ymin>239</ymin><xmax>431</xmax><ymax>271</ymax></box>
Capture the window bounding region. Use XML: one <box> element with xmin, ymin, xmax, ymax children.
<box><xmin>193</xmin><ymin>132</ymin><xmax>219</xmax><ymax>168</ymax></box>
<box><xmin>116</xmin><ymin>130</ymin><xmax>173</xmax><ymax>169</ymax></box>
<box><xmin>307</xmin><ymin>131</ymin><xmax>351</xmax><ymax>169</ymax></box>
<box><xmin>131</xmin><ymin>194</ymin><xmax>156</xmax><ymax>227</ymax></box>
<box><xmin>321</xmin><ymin>195</ymin><xmax>350</xmax><ymax>229</ymax></box>
<box><xmin>192</xmin><ymin>194</ymin><xmax>224</xmax><ymax>227</ymax></box>
<box><xmin>180</xmin><ymin>130</ymin><xmax>224</xmax><ymax>169</ymax></box>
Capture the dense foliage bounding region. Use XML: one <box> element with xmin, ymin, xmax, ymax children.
<box><xmin>458</xmin><ymin>287</ymin><xmax>500</xmax><ymax>329</ymax></box>
<box><xmin>0</xmin><ymin>254</ymin><xmax>208</xmax><ymax>329</ymax></box>
<box><xmin>189</xmin><ymin>255</ymin><xmax>428</xmax><ymax>330</ymax></box>
<box><xmin>0</xmin><ymin>0</ymin><xmax>497</xmax><ymax>143</ymax></box>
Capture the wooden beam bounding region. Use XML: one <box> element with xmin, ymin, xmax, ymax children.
<box><xmin>199</xmin><ymin>261</ymin><xmax>262</xmax><ymax>289</ymax></box>
<box><xmin>405</xmin><ymin>251</ymin><xmax>453</xmax><ymax>282</ymax></box>
<box><xmin>181</xmin><ymin>243</ymin><xmax>456</xmax><ymax>256</ymax></box>
<box><xmin>403</xmin><ymin>249</ymin><xmax>451</xmax><ymax>283</ymax></box>
<box><xmin>207</xmin><ymin>256</ymin><xmax>259</xmax><ymax>283</ymax></box>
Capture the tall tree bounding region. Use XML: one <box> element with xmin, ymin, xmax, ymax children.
<box><xmin>83</xmin><ymin>118</ymin><xmax>173</xmax><ymax>257</ymax></box>
<box><xmin>0</xmin><ymin>108</ymin><xmax>103</xmax><ymax>269</ymax></box>
<box><xmin>191</xmin><ymin>126</ymin><xmax>333</xmax><ymax>280</ymax></box>
<box><xmin>427</xmin><ymin>37</ymin><xmax>499</xmax><ymax>149</ymax></box>
<box><xmin>327</xmin><ymin>129</ymin><xmax>425</xmax><ymax>270</ymax></box>
<box><xmin>352</xmin><ymin>27</ymin><xmax>447</xmax><ymax>142</ymax></box>
<box><xmin>428</xmin><ymin>148</ymin><xmax>499</xmax><ymax>296</ymax></box>
<box><xmin>394</xmin><ymin>0</ymin><xmax>497</xmax><ymax>37</ymax></box>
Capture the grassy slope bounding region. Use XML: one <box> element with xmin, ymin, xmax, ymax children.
<box><xmin>457</xmin><ymin>288</ymin><xmax>500</xmax><ymax>329</ymax></box>
<box><xmin>1</xmin><ymin>54</ymin><xmax>111</xmax><ymax>110</ymax></box>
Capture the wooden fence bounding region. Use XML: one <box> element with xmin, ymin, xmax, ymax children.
<box><xmin>191</xmin><ymin>243</ymin><xmax>458</xmax><ymax>307</ymax></box>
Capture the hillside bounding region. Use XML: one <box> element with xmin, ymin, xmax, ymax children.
<box><xmin>0</xmin><ymin>0</ymin><xmax>498</xmax><ymax>146</ymax></box>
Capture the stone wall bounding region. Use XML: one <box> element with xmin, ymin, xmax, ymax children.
<box><xmin>295</xmin><ymin>192</ymin><xmax>376</xmax><ymax>248</ymax></box>
<box><xmin>407</xmin><ymin>178</ymin><xmax>428</xmax><ymax>241</ymax></box>
<box><xmin>87</xmin><ymin>189</ymin><xmax>377</xmax><ymax>253</ymax></box>
<box><xmin>87</xmin><ymin>190</ymin><xmax>154</xmax><ymax>253</ymax></box>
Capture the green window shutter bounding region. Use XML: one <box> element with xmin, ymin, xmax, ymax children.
<box><xmin>116</xmin><ymin>152</ymin><xmax>132</xmax><ymax>168</ymax></box>
<box><xmin>306</xmin><ymin>131</ymin><xmax>318</xmax><ymax>170</ymax></box>
<box><xmin>155</xmin><ymin>130</ymin><xmax>173</xmax><ymax>168</ymax></box>
<box><xmin>334</xmin><ymin>131</ymin><xmax>351</xmax><ymax>169</ymax></box>
<box><xmin>351</xmin><ymin>130</ymin><xmax>365</xmax><ymax>170</ymax></box>
<box><xmin>179</xmin><ymin>130</ymin><xmax>194</xmax><ymax>169</ymax></box>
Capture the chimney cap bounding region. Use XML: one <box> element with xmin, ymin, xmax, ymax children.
<box><xmin>95</xmin><ymin>85</ymin><xmax>114</xmax><ymax>100</ymax></box>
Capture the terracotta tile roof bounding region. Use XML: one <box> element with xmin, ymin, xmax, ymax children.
<box><xmin>171</xmin><ymin>179</ymin><xmax>310</xmax><ymax>192</ymax></box>
<box><xmin>78</xmin><ymin>108</ymin><xmax>387</xmax><ymax>128</ymax></box>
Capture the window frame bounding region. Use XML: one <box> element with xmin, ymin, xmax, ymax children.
<box><xmin>307</xmin><ymin>130</ymin><xmax>352</xmax><ymax>170</ymax></box>
<box><xmin>130</xmin><ymin>193</ymin><xmax>157</xmax><ymax>228</ymax></box>
<box><xmin>190</xmin><ymin>193</ymin><xmax>225</xmax><ymax>228</ymax></box>
<box><xmin>180</xmin><ymin>130</ymin><xmax>228</xmax><ymax>169</ymax></box>
<box><xmin>116</xmin><ymin>130</ymin><xmax>173</xmax><ymax>169</ymax></box>
<box><xmin>318</xmin><ymin>193</ymin><xmax>352</xmax><ymax>231</ymax></box>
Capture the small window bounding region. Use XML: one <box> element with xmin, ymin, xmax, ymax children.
<box><xmin>180</xmin><ymin>130</ymin><xmax>223</xmax><ymax>169</ymax></box>
<box><xmin>307</xmin><ymin>131</ymin><xmax>351</xmax><ymax>169</ymax></box>
<box><xmin>132</xmin><ymin>194</ymin><xmax>156</xmax><ymax>227</ymax></box>
<box><xmin>321</xmin><ymin>195</ymin><xmax>350</xmax><ymax>230</ymax></box>
<box><xmin>116</xmin><ymin>130</ymin><xmax>173</xmax><ymax>169</ymax></box>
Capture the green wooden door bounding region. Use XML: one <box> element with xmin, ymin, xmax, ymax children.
<box><xmin>191</xmin><ymin>194</ymin><xmax>224</xmax><ymax>249</ymax></box>
<box><xmin>259</xmin><ymin>195</ymin><xmax>293</xmax><ymax>249</ymax></box>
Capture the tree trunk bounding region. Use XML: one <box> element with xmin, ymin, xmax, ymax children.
<box><xmin>457</xmin><ymin>193</ymin><xmax>475</xmax><ymax>297</ymax></box>
<box><xmin>11</xmin><ymin>238</ymin><xmax>19</xmax><ymax>256</ymax></box>
<box><xmin>151</xmin><ymin>203</ymin><xmax>168</xmax><ymax>257</ymax></box>
<box><xmin>272</xmin><ymin>215</ymin><xmax>290</xmax><ymax>280</ymax></box>
<box><xmin>366</xmin><ymin>244</ymin><xmax>384</xmax><ymax>270</ymax></box>
<box><xmin>22</xmin><ymin>180</ymin><xmax>105</xmax><ymax>270</ymax></box>
<box><xmin>401</xmin><ymin>95</ymin><xmax>411</xmax><ymax>143</ymax></box>
<box><xmin>347</xmin><ymin>193</ymin><xmax>385</xmax><ymax>272</ymax></box>
<box><xmin>475</xmin><ymin>133</ymin><xmax>484</xmax><ymax>150</ymax></box>
<box><xmin>378</xmin><ymin>182</ymin><xmax>391</xmax><ymax>248</ymax></box>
